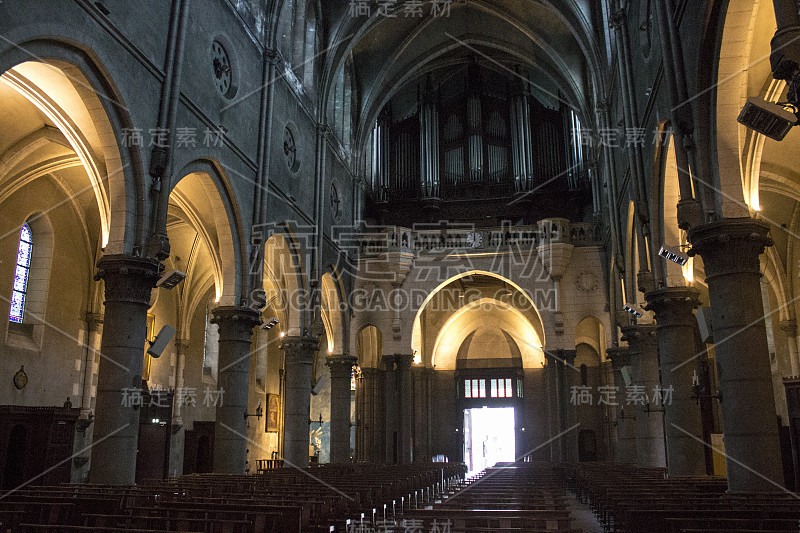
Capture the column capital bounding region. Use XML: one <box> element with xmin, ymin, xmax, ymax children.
<box><xmin>211</xmin><ymin>306</ymin><xmax>262</xmax><ymax>339</ymax></box>
<box><xmin>94</xmin><ymin>254</ymin><xmax>162</xmax><ymax>305</ymax></box>
<box><xmin>610</xmin><ymin>8</ymin><xmax>627</xmax><ymax>29</ymax></box>
<box><xmin>688</xmin><ymin>218</ymin><xmax>772</xmax><ymax>278</ymax></box>
<box><xmin>264</xmin><ymin>47</ymin><xmax>284</xmax><ymax>67</ymax></box>
<box><xmin>620</xmin><ymin>324</ymin><xmax>658</xmax><ymax>352</ymax></box>
<box><xmin>85</xmin><ymin>312</ymin><xmax>104</xmax><ymax>331</ymax></box>
<box><xmin>382</xmin><ymin>353</ymin><xmax>413</xmax><ymax>371</ymax></box>
<box><xmin>327</xmin><ymin>355</ymin><xmax>358</xmax><ymax>377</ymax></box>
<box><xmin>780</xmin><ymin>319</ymin><xmax>798</xmax><ymax>336</ymax></box>
<box><xmin>281</xmin><ymin>336</ymin><xmax>319</xmax><ymax>365</ymax></box>
<box><xmin>606</xmin><ymin>346</ymin><xmax>630</xmax><ymax>370</ymax></box>
<box><xmin>644</xmin><ymin>286</ymin><xmax>701</xmax><ymax>328</ymax></box>
<box><xmin>174</xmin><ymin>338</ymin><xmax>190</xmax><ymax>351</ymax></box>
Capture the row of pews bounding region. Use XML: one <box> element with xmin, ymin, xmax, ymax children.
<box><xmin>397</xmin><ymin>462</ymin><xmax>581</xmax><ymax>532</ymax></box>
<box><xmin>0</xmin><ymin>462</ymin><xmax>465</xmax><ymax>532</ymax></box>
<box><xmin>569</xmin><ymin>462</ymin><xmax>800</xmax><ymax>532</ymax></box>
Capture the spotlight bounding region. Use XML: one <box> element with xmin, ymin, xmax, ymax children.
<box><xmin>658</xmin><ymin>245</ymin><xmax>688</xmax><ymax>266</ymax></box>
<box><xmin>262</xmin><ymin>317</ymin><xmax>280</xmax><ymax>330</ymax></box>
<box><xmin>623</xmin><ymin>303</ymin><xmax>644</xmax><ymax>318</ymax></box>
<box><xmin>157</xmin><ymin>269</ymin><xmax>187</xmax><ymax>289</ymax></box>
<box><xmin>737</xmin><ymin>97</ymin><xmax>797</xmax><ymax>141</ymax></box>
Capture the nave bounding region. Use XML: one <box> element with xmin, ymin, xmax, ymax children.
<box><xmin>5</xmin><ymin>460</ymin><xmax>800</xmax><ymax>532</ymax></box>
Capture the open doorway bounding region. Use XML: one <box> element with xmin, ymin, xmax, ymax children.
<box><xmin>463</xmin><ymin>407</ymin><xmax>515</xmax><ymax>475</ymax></box>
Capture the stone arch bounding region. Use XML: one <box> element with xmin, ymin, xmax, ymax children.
<box><xmin>431</xmin><ymin>297</ymin><xmax>544</xmax><ymax>371</ymax></box>
<box><xmin>321</xmin><ymin>269</ymin><xmax>347</xmax><ymax>355</ymax></box>
<box><xmin>0</xmin><ymin>40</ymin><xmax>144</xmax><ymax>255</ymax></box>
<box><xmin>712</xmin><ymin>0</ymin><xmax>773</xmax><ymax>217</ymax></box>
<box><xmin>575</xmin><ymin>315</ymin><xmax>605</xmax><ymax>366</ymax></box>
<box><xmin>263</xmin><ymin>231</ymin><xmax>306</xmax><ymax>337</ymax></box>
<box><xmin>653</xmin><ymin>122</ymin><xmax>697</xmax><ymax>288</ymax></box>
<box><xmin>169</xmin><ymin>160</ymin><xmax>243</xmax><ymax>307</ymax></box>
<box><xmin>355</xmin><ymin>324</ymin><xmax>383</xmax><ymax>369</ymax></box>
<box><xmin>410</xmin><ymin>270</ymin><xmax>546</xmax><ymax>360</ymax></box>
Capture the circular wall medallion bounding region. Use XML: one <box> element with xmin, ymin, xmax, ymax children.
<box><xmin>576</xmin><ymin>271</ymin><xmax>598</xmax><ymax>294</ymax></box>
<box><xmin>330</xmin><ymin>181</ymin><xmax>342</xmax><ymax>221</ymax></box>
<box><xmin>13</xmin><ymin>366</ymin><xmax>27</xmax><ymax>390</ymax></box>
<box><xmin>284</xmin><ymin>127</ymin><xmax>299</xmax><ymax>172</ymax></box>
<box><xmin>212</xmin><ymin>40</ymin><xmax>234</xmax><ymax>98</ymax></box>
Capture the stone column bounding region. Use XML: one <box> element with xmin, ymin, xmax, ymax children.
<box><xmin>281</xmin><ymin>336</ymin><xmax>319</xmax><ymax>468</ymax></box>
<box><xmin>545</xmin><ymin>353</ymin><xmax>562</xmax><ymax>461</ymax></box>
<box><xmin>559</xmin><ymin>350</ymin><xmax>579</xmax><ymax>462</ymax></box>
<box><xmin>622</xmin><ymin>324</ymin><xmax>666</xmax><ymax>467</ymax></box>
<box><xmin>607</xmin><ymin>347</ymin><xmax>636</xmax><ymax>463</ymax></box>
<box><xmin>171</xmin><ymin>338</ymin><xmax>190</xmax><ymax>427</ymax></box>
<box><xmin>80</xmin><ymin>312</ymin><xmax>103</xmax><ymax>419</ymax></box>
<box><xmin>328</xmin><ymin>355</ymin><xmax>356</xmax><ymax>463</ymax></box>
<box><xmin>356</xmin><ymin>367</ymin><xmax>385</xmax><ymax>462</ymax></box>
<box><xmin>211</xmin><ymin>307</ymin><xmax>260</xmax><ymax>474</ymax></box>
<box><xmin>412</xmin><ymin>366</ymin><xmax>434</xmax><ymax>462</ymax></box>
<box><xmin>779</xmin><ymin>320</ymin><xmax>800</xmax><ymax>378</ymax></box>
<box><xmin>689</xmin><ymin>218</ymin><xmax>784</xmax><ymax>492</ymax></box>
<box><xmin>89</xmin><ymin>255</ymin><xmax>161</xmax><ymax>485</ymax></box>
<box><xmin>644</xmin><ymin>286</ymin><xmax>705</xmax><ymax>476</ymax></box>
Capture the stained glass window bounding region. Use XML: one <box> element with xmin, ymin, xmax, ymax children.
<box><xmin>9</xmin><ymin>224</ymin><xmax>32</xmax><ymax>323</ymax></box>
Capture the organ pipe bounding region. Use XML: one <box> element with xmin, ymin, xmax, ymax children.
<box><xmin>419</xmin><ymin>77</ymin><xmax>440</xmax><ymax>197</ymax></box>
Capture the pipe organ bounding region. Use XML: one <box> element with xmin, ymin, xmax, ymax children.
<box><xmin>369</xmin><ymin>62</ymin><xmax>584</xmax><ymax>203</ymax></box>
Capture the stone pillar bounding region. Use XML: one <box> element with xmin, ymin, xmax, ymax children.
<box><xmin>89</xmin><ymin>255</ymin><xmax>161</xmax><ymax>485</ymax></box>
<box><xmin>80</xmin><ymin>312</ymin><xmax>103</xmax><ymax>419</ymax></box>
<box><xmin>544</xmin><ymin>353</ymin><xmax>562</xmax><ymax>461</ymax></box>
<box><xmin>356</xmin><ymin>367</ymin><xmax>385</xmax><ymax>462</ymax></box>
<box><xmin>281</xmin><ymin>336</ymin><xmax>319</xmax><ymax>468</ymax></box>
<box><xmin>607</xmin><ymin>347</ymin><xmax>636</xmax><ymax>463</ymax></box>
<box><xmin>382</xmin><ymin>354</ymin><xmax>413</xmax><ymax>464</ymax></box>
<box><xmin>559</xmin><ymin>350</ymin><xmax>579</xmax><ymax>462</ymax></box>
<box><xmin>780</xmin><ymin>320</ymin><xmax>800</xmax><ymax>378</ymax></box>
<box><xmin>172</xmin><ymin>338</ymin><xmax>190</xmax><ymax>427</ymax></box>
<box><xmin>689</xmin><ymin>218</ymin><xmax>784</xmax><ymax>492</ymax></box>
<box><xmin>644</xmin><ymin>286</ymin><xmax>705</xmax><ymax>476</ymax></box>
<box><xmin>211</xmin><ymin>307</ymin><xmax>260</xmax><ymax>474</ymax></box>
<box><xmin>328</xmin><ymin>355</ymin><xmax>356</xmax><ymax>463</ymax></box>
<box><xmin>621</xmin><ymin>325</ymin><xmax>666</xmax><ymax>467</ymax></box>
<box><xmin>412</xmin><ymin>366</ymin><xmax>434</xmax><ymax>462</ymax></box>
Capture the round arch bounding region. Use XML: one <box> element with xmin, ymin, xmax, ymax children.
<box><xmin>410</xmin><ymin>270</ymin><xmax>546</xmax><ymax>358</ymax></box>
<box><xmin>430</xmin><ymin>297</ymin><xmax>544</xmax><ymax>370</ymax></box>
<box><xmin>355</xmin><ymin>324</ymin><xmax>383</xmax><ymax>368</ymax></box>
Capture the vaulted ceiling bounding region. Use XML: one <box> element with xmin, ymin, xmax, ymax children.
<box><xmin>318</xmin><ymin>0</ymin><xmax>605</xmax><ymax>150</ymax></box>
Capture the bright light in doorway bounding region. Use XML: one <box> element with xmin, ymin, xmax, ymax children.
<box><xmin>463</xmin><ymin>406</ymin><xmax>515</xmax><ymax>476</ymax></box>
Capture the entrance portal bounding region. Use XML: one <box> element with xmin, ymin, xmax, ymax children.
<box><xmin>463</xmin><ymin>406</ymin><xmax>515</xmax><ymax>476</ymax></box>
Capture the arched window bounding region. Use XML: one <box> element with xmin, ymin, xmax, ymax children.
<box><xmin>303</xmin><ymin>4</ymin><xmax>317</xmax><ymax>89</ymax></box>
<box><xmin>9</xmin><ymin>224</ymin><xmax>32</xmax><ymax>323</ymax></box>
<box><xmin>202</xmin><ymin>301</ymin><xmax>219</xmax><ymax>383</ymax></box>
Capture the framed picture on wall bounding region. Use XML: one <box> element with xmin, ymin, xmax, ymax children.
<box><xmin>266</xmin><ymin>393</ymin><xmax>279</xmax><ymax>432</ymax></box>
<box><xmin>142</xmin><ymin>314</ymin><xmax>156</xmax><ymax>380</ymax></box>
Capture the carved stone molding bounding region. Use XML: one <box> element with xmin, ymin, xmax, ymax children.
<box><xmin>644</xmin><ymin>287</ymin><xmax>701</xmax><ymax>328</ymax></box>
<box><xmin>95</xmin><ymin>255</ymin><xmax>162</xmax><ymax>306</ymax></box>
<box><xmin>280</xmin><ymin>336</ymin><xmax>319</xmax><ymax>366</ymax></box>
<box><xmin>211</xmin><ymin>306</ymin><xmax>262</xmax><ymax>342</ymax></box>
<box><xmin>688</xmin><ymin>218</ymin><xmax>772</xmax><ymax>279</ymax></box>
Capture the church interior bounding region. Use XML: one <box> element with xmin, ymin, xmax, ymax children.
<box><xmin>1</xmin><ymin>0</ymin><xmax>800</xmax><ymax>531</ymax></box>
